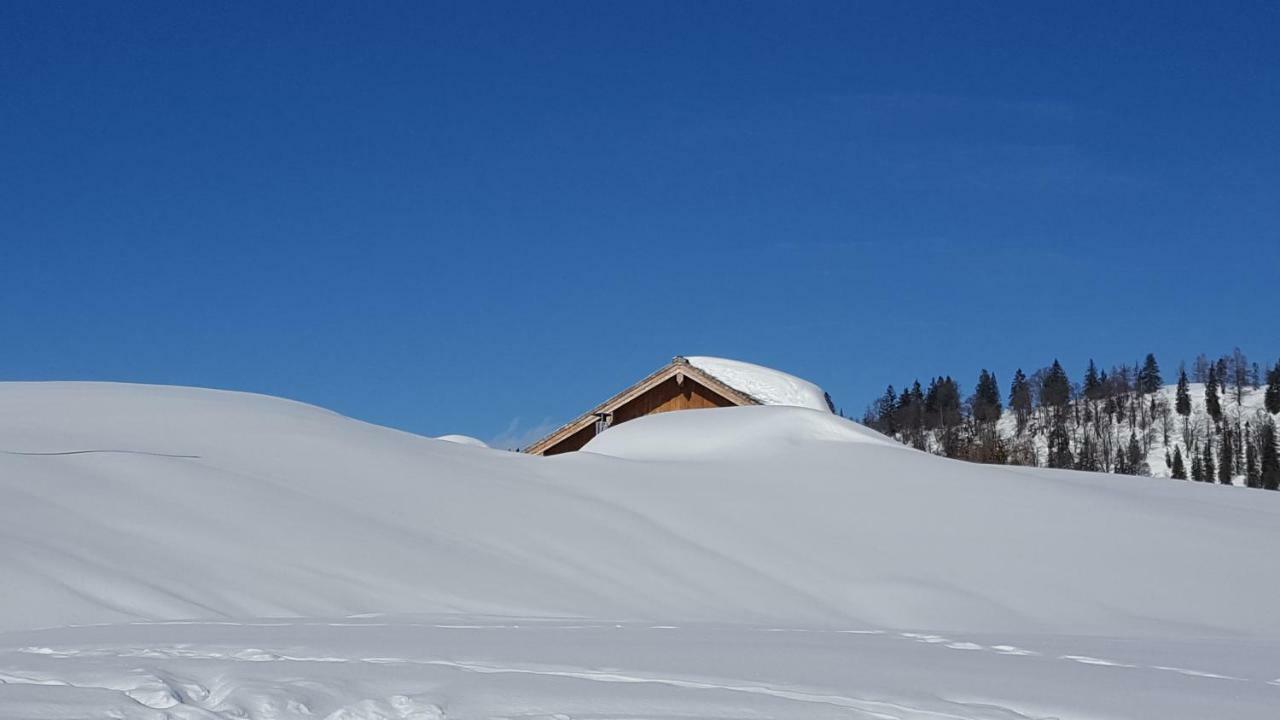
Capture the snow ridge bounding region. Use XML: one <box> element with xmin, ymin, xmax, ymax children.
<box><xmin>685</xmin><ymin>356</ymin><xmax>832</xmax><ymax>412</ymax></box>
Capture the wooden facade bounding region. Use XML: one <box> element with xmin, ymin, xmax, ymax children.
<box><xmin>524</xmin><ymin>357</ymin><xmax>761</xmax><ymax>456</ymax></box>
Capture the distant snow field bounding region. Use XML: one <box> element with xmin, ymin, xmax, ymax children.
<box><xmin>2</xmin><ymin>379</ymin><xmax>1280</xmax><ymax>718</ymax></box>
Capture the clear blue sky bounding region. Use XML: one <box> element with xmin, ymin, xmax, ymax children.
<box><xmin>3</xmin><ymin>2</ymin><xmax>1277</xmax><ymax>445</ymax></box>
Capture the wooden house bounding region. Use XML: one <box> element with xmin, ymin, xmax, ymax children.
<box><xmin>524</xmin><ymin>356</ymin><xmax>767</xmax><ymax>456</ymax></box>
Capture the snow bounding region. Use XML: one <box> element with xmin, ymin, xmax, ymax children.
<box><xmin>3</xmin><ymin>380</ymin><xmax>1280</xmax><ymax>718</ymax></box>
<box><xmin>4</xmin><ymin>618</ymin><xmax>1277</xmax><ymax>720</ymax></box>
<box><xmin>584</xmin><ymin>404</ymin><xmax>903</xmax><ymax>460</ymax></box>
<box><xmin>1147</xmin><ymin>382</ymin><xmax>1273</xmax><ymax>480</ymax></box>
<box><xmin>433</xmin><ymin>434</ymin><xmax>490</xmax><ymax>448</ymax></box>
<box><xmin>685</xmin><ymin>355</ymin><xmax>832</xmax><ymax>412</ymax></box>
<box><xmin>989</xmin><ymin>381</ymin><xmax>1277</xmax><ymax>481</ymax></box>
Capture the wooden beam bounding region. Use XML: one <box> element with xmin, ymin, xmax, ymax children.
<box><xmin>523</xmin><ymin>360</ymin><xmax>762</xmax><ymax>455</ymax></box>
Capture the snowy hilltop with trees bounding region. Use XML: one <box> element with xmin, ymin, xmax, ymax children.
<box><xmin>863</xmin><ymin>348</ymin><xmax>1280</xmax><ymax>489</ymax></box>
<box><xmin>2</xmin><ymin>379</ymin><xmax>1280</xmax><ymax>718</ymax></box>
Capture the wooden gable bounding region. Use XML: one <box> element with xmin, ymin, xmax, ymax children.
<box><xmin>524</xmin><ymin>357</ymin><xmax>761</xmax><ymax>456</ymax></box>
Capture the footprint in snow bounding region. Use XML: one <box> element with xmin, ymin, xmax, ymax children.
<box><xmin>1058</xmin><ymin>655</ymin><xmax>1137</xmax><ymax>668</ymax></box>
<box><xmin>325</xmin><ymin>694</ymin><xmax>444</xmax><ymax>720</ymax></box>
<box><xmin>1151</xmin><ymin>666</ymin><xmax>1246</xmax><ymax>681</ymax></box>
<box><xmin>990</xmin><ymin>645</ymin><xmax>1038</xmax><ymax>656</ymax></box>
<box><xmin>899</xmin><ymin>633</ymin><xmax>950</xmax><ymax>644</ymax></box>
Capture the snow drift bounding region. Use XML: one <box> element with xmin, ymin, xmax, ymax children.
<box><xmin>2</xmin><ymin>381</ymin><xmax>1279</xmax><ymax>640</ymax></box>
<box><xmin>583</xmin><ymin>404</ymin><xmax>902</xmax><ymax>460</ymax></box>
<box><xmin>433</xmin><ymin>433</ymin><xmax>490</xmax><ymax>448</ymax></box>
<box><xmin>686</xmin><ymin>355</ymin><xmax>832</xmax><ymax>412</ymax></box>
<box><xmin>6</xmin><ymin>380</ymin><xmax>1280</xmax><ymax>718</ymax></box>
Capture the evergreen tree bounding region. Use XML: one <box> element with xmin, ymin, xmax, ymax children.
<box><xmin>1171</xmin><ymin>446</ymin><xmax>1187</xmax><ymax>480</ymax></box>
<box><xmin>1041</xmin><ymin>360</ymin><xmax>1071</xmax><ymax>410</ymax></box>
<box><xmin>924</xmin><ymin>377</ymin><xmax>938</xmax><ymax>408</ymax></box>
<box><xmin>1266</xmin><ymin>361</ymin><xmax>1280</xmax><ymax>415</ymax></box>
<box><xmin>1083</xmin><ymin>359</ymin><xmax>1103</xmax><ymax>400</ymax></box>
<box><xmin>1009</xmin><ymin>369</ymin><xmax>1032</xmax><ymax>432</ymax></box>
<box><xmin>1047</xmin><ymin>415</ymin><xmax>1074</xmax><ymax>469</ymax></box>
<box><xmin>1126</xmin><ymin>432</ymin><xmax>1146</xmax><ymax>476</ymax></box>
<box><xmin>1137</xmin><ymin>353</ymin><xmax>1162</xmax><ymax>395</ymax></box>
<box><xmin>1175</xmin><ymin>369</ymin><xmax>1192</xmax><ymax>418</ymax></box>
<box><xmin>971</xmin><ymin>369</ymin><xmax>1002</xmax><ymax>423</ymax></box>
<box><xmin>921</xmin><ymin>376</ymin><xmax>963</xmax><ymax>455</ymax></box>
<box><xmin>1205</xmin><ymin>366</ymin><xmax>1222</xmax><ymax>423</ymax></box>
<box><xmin>1245</xmin><ymin>432</ymin><xmax>1261</xmax><ymax>488</ymax></box>
<box><xmin>1260</xmin><ymin>419</ymin><xmax>1280</xmax><ymax>491</ymax></box>
<box><xmin>1218</xmin><ymin>428</ymin><xmax>1234</xmax><ymax>484</ymax></box>
<box><xmin>860</xmin><ymin>347</ymin><xmax>1277</xmax><ymax>482</ymax></box>
<box><xmin>939</xmin><ymin>376</ymin><xmax>962</xmax><ymax>428</ymax></box>
<box><xmin>893</xmin><ymin>381</ymin><xmax>927</xmax><ymax>449</ymax></box>
<box><xmin>902</xmin><ymin>395</ymin><xmax>917</xmax><ymax>446</ymax></box>
<box><xmin>873</xmin><ymin>385</ymin><xmax>898</xmax><ymax>434</ymax></box>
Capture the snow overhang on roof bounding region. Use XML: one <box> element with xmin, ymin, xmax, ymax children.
<box><xmin>684</xmin><ymin>356</ymin><xmax>834</xmax><ymax>414</ymax></box>
<box><xmin>523</xmin><ymin>356</ymin><xmax>833</xmax><ymax>455</ymax></box>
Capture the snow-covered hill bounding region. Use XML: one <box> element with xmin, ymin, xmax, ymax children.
<box><xmin>990</xmin><ymin>382</ymin><xmax>1276</xmax><ymax>481</ymax></box>
<box><xmin>3</xmin><ymin>381</ymin><xmax>1280</xmax><ymax>719</ymax></box>
<box><xmin>1146</xmin><ymin>382</ymin><xmax>1274</xmax><ymax>479</ymax></box>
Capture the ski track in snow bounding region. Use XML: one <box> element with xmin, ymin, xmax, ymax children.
<box><xmin>0</xmin><ymin>644</ymin><xmax>1023</xmax><ymax>720</ymax></box>
<box><xmin>5</xmin><ymin>383</ymin><xmax>1280</xmax><ymax>718</ymax></box>
<box><xmin>2</xmin><ymin>620</ymin><xmax>1272</xmax><ymax>720</ymax></box>
<box><xmin>12</xmin><ymin>619</ymin><xmax>1266</xmax><ymax>684</ymax></box>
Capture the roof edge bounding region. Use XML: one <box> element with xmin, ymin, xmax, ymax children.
<box><xmin>523</xmin><ymin>357</ymin><xmax>761</xmax><ymax>455</ymax></box>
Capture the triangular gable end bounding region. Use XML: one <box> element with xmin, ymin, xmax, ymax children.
<box><xmin>524</xmin><ymin>357</ymin><xmax>761</xmax><ymax>456</ymax></box>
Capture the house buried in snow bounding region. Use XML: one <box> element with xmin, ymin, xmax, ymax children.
<box><xmin>524</xmin><ymin>356</ymin><xmax>835</xmax><ymax>456</ymax></box>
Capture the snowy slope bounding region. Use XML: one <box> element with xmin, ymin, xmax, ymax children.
<box><xmin>583</xmin><ymin>404</ymin><xmax>901</xmax><ymax>460</ymax></box>
<box><xmin>991</xmin><ymin>382</ymin><xmax>1276</xmax><ymax>480</ymax></box>
<box><xmin>3</xmin><ymin>381</ymin><xmax>1280</xmax><ymax>718</ymax></box>
<box><xmin>4</xmin><ymin>381</ymin><xmax>1278</xmax><ymax>636</ymax></box>
<box><xmin>1148</xmin><ymin>382</ymin><xmax>1274</xmax><ymax>479</ymax></box>
<box><xmin>686</xmin><ymin>355</ymin><xmax>832</xmax><ymax>412</ymax></box>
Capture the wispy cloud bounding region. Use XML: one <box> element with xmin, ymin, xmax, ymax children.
<box><xmin>488</xmin><ymin>416</ymin><xmax>560</xmax><ymax>452</ymax></box>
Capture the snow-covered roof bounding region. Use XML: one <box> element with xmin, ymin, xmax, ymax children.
<box><xmin>685</xmin><ymin>356</ymin><xmax>833</xmax><ymax>413</ymax></box>
<box><xmin>524</xmin><ymin>355</ymin><xmax>835</xmax><ymax>454</ymax></box>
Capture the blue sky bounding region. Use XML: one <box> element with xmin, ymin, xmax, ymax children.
<box><xmin>2</xmin><ymin>2</ymin><xmax>1277</xmax><ymax>445</ymax></box>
